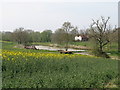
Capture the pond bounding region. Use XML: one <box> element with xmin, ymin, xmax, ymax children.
<box><xmin>35</xmin><ymin>45</ymin><xmax>85</xmax><ymax>52</ymax></box>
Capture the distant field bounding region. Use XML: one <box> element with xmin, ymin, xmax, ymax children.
<box><xmin>32</xmin><ymin>41</ymin><xmax>119</xmax><ymax>56</ymax></box>
<box><xmin>71</xmin><ymin>41</ymin><xmax>118</xmax><ymax>56</ymax></box>
<box><xmin>1</xmin><ymin>41</ymin><xmax>119</xmax><ymax>88</ymax></box>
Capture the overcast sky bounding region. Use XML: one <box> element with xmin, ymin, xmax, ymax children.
<box><xmin>0</xmin><ymin>0</ymin><xmax>119</xmax><ymax>32</ymax></box>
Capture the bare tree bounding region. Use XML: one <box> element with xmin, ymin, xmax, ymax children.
<box><xmin>90</xmin><ymin>16</ymin><xmax>116</xmax><ymax>58</ymax></box>
<box><xmin>70</xmin><ymin>26</ymin><xmax>79</xmax><ymax>41</ymax></box>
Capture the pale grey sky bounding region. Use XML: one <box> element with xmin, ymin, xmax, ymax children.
<box><xmin>1</xmin><ymin>0</ymin><xmax>118</xmax><ymax>32</ymax></box>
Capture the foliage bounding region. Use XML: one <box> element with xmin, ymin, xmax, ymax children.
<box><xmin>1</xmin><ymin>32</ymin><xmax>12</xmax><ymax>41</ymax></box>
<box><xmin>1</xmin><ymin>28</ymin><xmax>53</xmax><ymax>44</ymax></box>
<box><xmin>12</xmin><ymin>27</ymin><xmax>31</xmax><ymax>45</ymax></box>
<box><xmin>1</xmin><ymin>41</ymin><xmax>119</xmax><ymax>88</ymax></box>
<box><xmin>40</xmin><ymin>30</ymin><xmax>52</xmax><ymax>42</ymax></box>
<box><xmin>52</xmin><ymin>22</ymin><xmax>78</xmax><ymax>51</ymax></box>
<box><xmin>52</xmin><ymin>28</ymin><xmax>63</xmax><ymax>44</ymax></box>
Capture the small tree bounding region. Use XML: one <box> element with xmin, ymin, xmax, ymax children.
<box><xmin>2</xmin><ymin>32</ymin><xmax>12</xmax><ymax>41</ymax></box>
<box><xmin>90</xmin><ymin>16</ymin><xmax>115</xmax><ymax>58</ymax></box>
<box><xmin>12</xmin><ymin>27</ymin><xmax>30</xmax><ymax>45</ymax></box>
<box><xmin>52</xmin><ymin>22</ymin><xmax>76</xmax><ymax>51</ymax></box>
<box><xmin>51</xmin><ymin>28</ymin><xmax>65</xmax><ymax>45</ymax></box>
<box><xmin>70</xmin><ymin>26</ymin><xmax>79</xmax><ymax>41</ymax></box>
<box><xmin>40</xmin><ymin>30</ymin><xmax>52</xmax><ymax>42</ymax></box>
<box><xmin>62</xmin><ymin>22</ymin><xmax>74</xmax><ymax>51</ymax></box>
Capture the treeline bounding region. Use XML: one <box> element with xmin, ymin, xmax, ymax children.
<box><xmin>1</xmin><ymin>17</ymin><xmax>118</xmax><ymax>58</ymax></box>
<box><xmin>0</xmin><ymin>27</ymin><xmax>53</xmax><ymax>45</ymax></box>
<box><xmin>0</xmin><ymin>23</ymin><xmax>87</xmax><ymax>45</ymax></box>
<box><xmin>0</xmin><ymin>21</ymin><xmax>118</xmax><ymax>46</ymax></box>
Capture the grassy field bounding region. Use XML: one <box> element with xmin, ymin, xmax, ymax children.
<box><xmin>1</xmin><ymin>41</ymin><xmax>119</xmax><ymax>88</ymax></box>
<box><xmin>32</xmin><ymin>41</ymin><xmax>119</xmax><ymax>57</ymax></box>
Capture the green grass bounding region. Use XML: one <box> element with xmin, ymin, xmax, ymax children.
<box><xmin>104</xmin><ymin>42</ymin><xmax>118</xmax><ymax>57</ymax></box>
<box><xmin>1</xmin><ymin>41</ymin><xmax>57</xmax><ymax>53</ymax></box>
<box><xmin>70</xmin><ymin>41</ymin><xmax>92</xmax><ymax>47</ymax></box>
<box><xmin>1</xmin><ymin>41</ymin><xmax>119</xmax><ymax>88</ymax></box>
<box><xmin>2</xmin><ymin>55</ymin><xmax>118</xmax><ymax>88</ymax></box>
<box><xmin>32</xmin><ymin>41</ymin><xmax>91</xmax><ymax>47</ymax></box>
<box><xmin>31</xmin><ymin>41</ymin><xmax>119</xmax><ymax>57</ymax></box>
<box><xmin>0</xmin><ymin>56</ymin><xmax>2</xmax><ymax>89</ymax></box>
<box><xmin>32</xmin><ymin>42</ymin><xmax>52</xmax><ymax>46</ymax></box>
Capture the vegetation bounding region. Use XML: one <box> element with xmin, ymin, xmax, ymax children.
<box><xmin>52</xmin><ymin>22</ymin><xmax>77</xmax><ymax>51</ymax></box>
<box><xmin>89</xmin><ymin>17</ymin><xmax>117</xmax><ymax>58</ymax></box>
<box><xmin>1</xmin><ymin>17</ymin><xmax>119</xmax><ymax>88</ymax></box>
<box><xmin>1</xmin><ymin>41</ymin><xmax>119</xmax><ymax>88</ymax></box>
<box><xmin>0</xmin><ymin>28</ymin><xmax>53</xmax><ymax>45</ymax></box>
<box><xmin>31</xmin><ymin>41</ymin><xmax>119</xmax><ymax>58</ymax></box>
<box><xmin>0</xmin><ymin>18</ymin><xmax>118</xmax><ymax>58</ymax></box>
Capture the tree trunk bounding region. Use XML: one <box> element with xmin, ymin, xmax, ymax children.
<box><xmin>65</xmin><ymin>48</ymin><xmax>68</xmax><ymax>51</ymax></box>
<box><xmin>99</xmin><ymin>44</ymin><xmax>103</xmax><ymax>53</ymax></box>
<box><xmin>65</xmin><ymin>43</ymin><xmax>68</xmax><ymax>51</ymax></box>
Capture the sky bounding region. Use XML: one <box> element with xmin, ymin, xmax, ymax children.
<box><xmin>0</xmin><ymin>0</ymin><xmax>119</xmax><ymax>32</ymax></box>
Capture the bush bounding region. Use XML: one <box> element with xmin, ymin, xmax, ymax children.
<box><xmin>92</xmin><ymin>48</ymin><xmax>110</xmax><ymax>58</ymax></box>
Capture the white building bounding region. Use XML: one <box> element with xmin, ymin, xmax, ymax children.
<box><xmin>75</xmin><ymin>36</ymin><xmax>82</xmax><ymax>41</ymax></box>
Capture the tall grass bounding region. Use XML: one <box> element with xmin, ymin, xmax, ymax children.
<box><xmin>2</xmin><ymin>41</ymin><xmax>119</xmax><ymax>88</ymax></box>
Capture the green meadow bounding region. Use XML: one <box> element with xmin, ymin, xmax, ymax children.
<box><xmin>1</xmin><ymin>41</ymin><xmax>119</xmax><ymax>88</ymax></box>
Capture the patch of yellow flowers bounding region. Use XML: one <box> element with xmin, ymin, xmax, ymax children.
<box><xmin>2</xmin><ymin>49</ymin><xmax>98</xmax><ymax>61</ymax></box>
<box><xmin>2</xmin><ymin>50</ymin><xmax>82</xmax><ymax>60</ymax></box>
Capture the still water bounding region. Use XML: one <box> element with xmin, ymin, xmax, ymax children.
<box><xmin>35</xmin><ymin>45</ymin><xmax>85</xmax><ymax>51</ymax></box>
